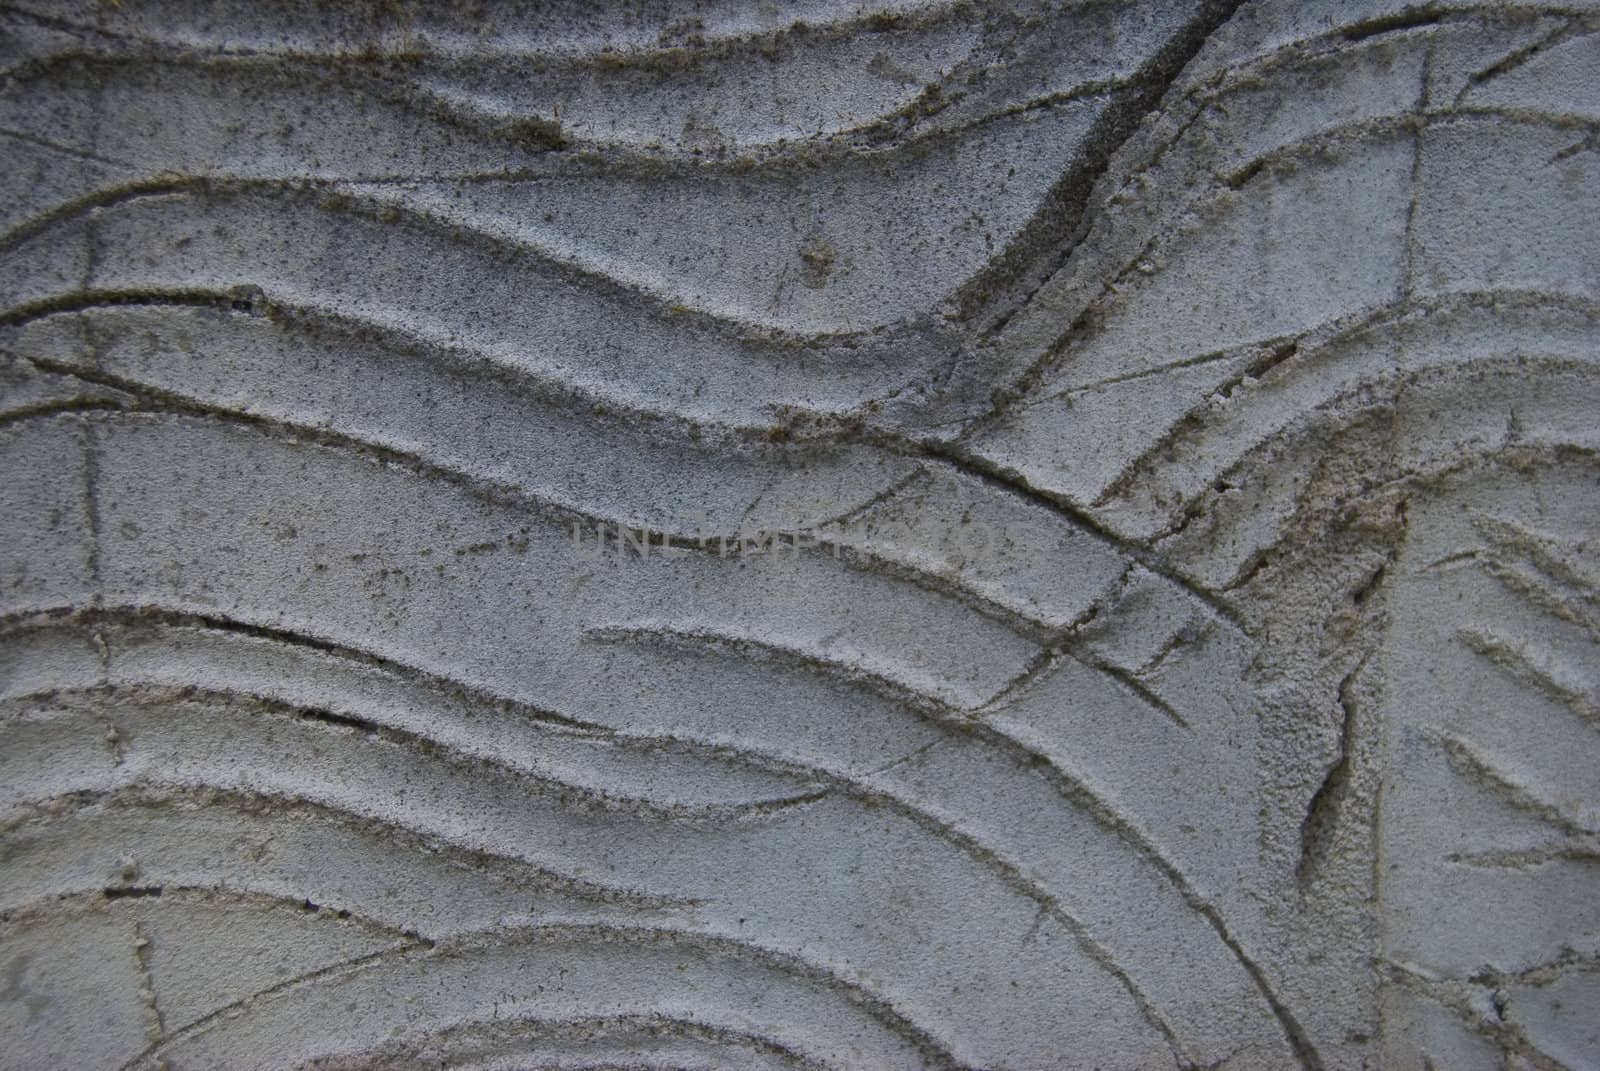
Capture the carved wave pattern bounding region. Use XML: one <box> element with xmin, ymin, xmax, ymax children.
<box><xmin>2</xmin><ymin>2</ymin><xmax>1596</xmax><ymax>1068</ymax></box>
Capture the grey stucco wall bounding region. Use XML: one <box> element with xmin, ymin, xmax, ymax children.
<box><xmin>1</xmin><ymin>1</ymin><xmax>1597</xmax><ymax>1068</ymax></box>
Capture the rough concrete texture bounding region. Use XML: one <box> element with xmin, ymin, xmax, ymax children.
<box><xmin>0</xmin><ymin>1</ymin><xmax>1596</xmax><ymax>1068</ymax></box>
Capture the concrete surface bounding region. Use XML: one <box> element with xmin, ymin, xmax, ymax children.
<box><xmin>1</xmin><ymin>1</ymin><xmax>1596</xmax><ymax>1068</ymax></box>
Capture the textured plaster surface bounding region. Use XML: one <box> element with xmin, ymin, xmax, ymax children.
<box><xmin>0</xmin><ymin>1</ymin><xmax>1597</xmax><ymax>1068</ymax></box>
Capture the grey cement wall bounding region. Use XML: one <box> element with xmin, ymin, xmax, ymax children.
<box><xmin>1</xmin><ymin>2</ymin><xmax>1597</xmax><ymax>1068</ymax></box>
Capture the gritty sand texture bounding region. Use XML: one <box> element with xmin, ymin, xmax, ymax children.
<box><xmin>1</xmin><ymin>1</ymin><xmax>1598</xmax><ymax>1068</ymax></box>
